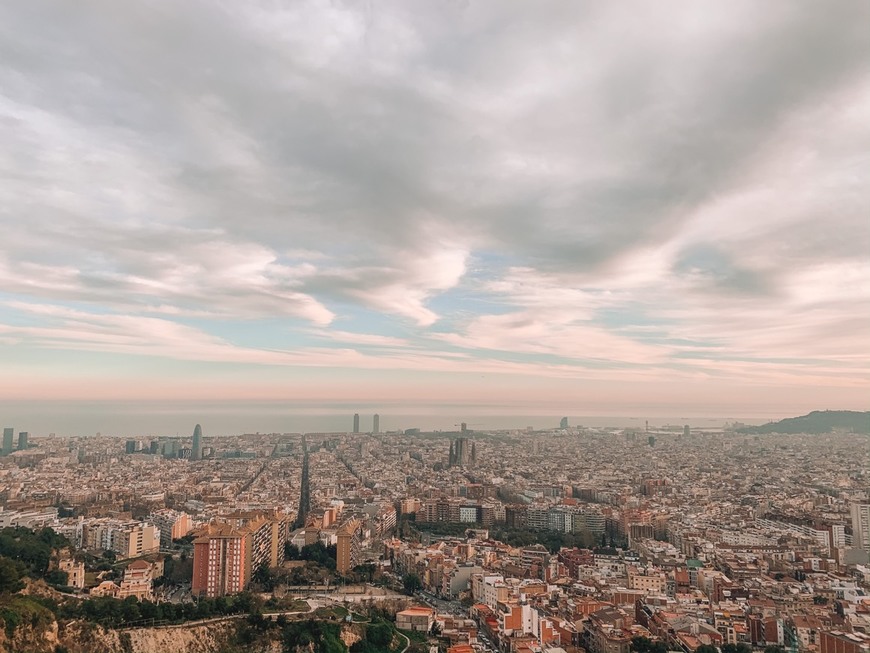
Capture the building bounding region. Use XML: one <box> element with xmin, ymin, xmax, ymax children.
<box><xmin>149</xmin><ymin>509</ymin><xmax>194</xmax><ymax>548</ymax></box>
<box><xmin>444</xmin><ymin>563</ymin><xmax>483</xmax><ymax>598</ymax></box>
<box><xmin>450</xmin><ymin>437</ymin><xmax>475</xmax><ymax>468</ymax></box>
<box><xmin>191</xmin><ymin>423</ymin><xmax>203</xmax><ymax>461</ymax></box>
<box><xmin>400</xmin><ymin>498</ymin><xmax>422</xmax><ymax>515</ymax></box>
<box><xmin>506</xmin><ymin>505</ymin><xmax>528</xmax><ymax>529</ymax></box>
<box><xmin>396</xmin><ymin>606</ymin><xmax>435</xmax><ymax>632</ymax></box>
<box><xmin>113</xmin><ymin>523</ymin><xmax>160</xmax><ymax>559</ymax></box>
<box><xmin>220</xmin><ymin>509</ymin><xmax>288</xmax><ymax>571</ymax></box>
<box><xmin>336</xmin><ymin>518</ymin><xmax>362</xmax><ymax>574</ymax></box>
<box><xmin>118</xmin><ymin>559</ymin><xmax>156</xmax><ymax>600</ymax></box>
<box><xmin>820</xmin><ymin>631</ymin><xmax>870</xmax><ymax>653</ymax></box>
<box><xmin>17</xmin><ymin>432</ymin><xmax>28</xmax><ymax>450</ymax></box>
<box><xmin>373</xmin><ymin>413</ymin><xmax>380</xmax><ymax>434</ymax></box>
<box><xmin>353</xmin><ymin>413</ymin><xmax>360</xmax><ymax>433</ymax></box>
<box><xmin>192</xmin><ymin>523</ymin><xmax>251</xmax><ymax>597</ymax></box>
<box><xmin>59</xmin><ymin>559</ymin><xmax>86</xmax><ymax>589</ymax></box>
<box><xmin>125</xmin><ymin>439</ymin><xmax>138</xmax><ymax>454</ymax></box>
<box><xmin>852</xmin><ymin>503</ymin><xmax>870</xmax><ymax>551</ymax></box>
<box><xmin>560</xmin><ymin>417</ymin><xmax>569</xmax><ymax>429</ymax></box>
<box><xmin>2</xmin><ymin>428</ymin><xmax>13</xmax><ymax>455</ymax></box>
<box><xmin>91</xmin><ymin>559</ymin><xmax>161</xmax><ymax>601</ymax></box>
<box><xmin>248</xmin><ymin>515</ymin><xmax>278</xmax><ymax>572</ymax></box>
<box><xmin>161</xmin><ymin>439</ymin><xmax>180</xmax><ymax>458</ymax></box>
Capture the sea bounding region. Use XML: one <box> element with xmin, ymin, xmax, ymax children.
<box><xmin>0</xmin><ymin>400</ymin><xmax>776</xmax><ymax>438</ymax></box>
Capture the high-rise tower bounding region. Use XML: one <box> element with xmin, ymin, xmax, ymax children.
<box><xmin>373</xmin><ymin>414</ymin><xmax>380</xmax><ymax>434</ymax></box>
<box><xmin>2</xmin><ymin>428</ymin><xmax>13</xmax><ymax>456</ymax></box>
<box><xmin>353</xmin><ymin>413</ymin><xmax>360</xmax><ymax>433</ymax></box>
<box><xmin>191</xmin><ymin>424</ymin><xmax>203</xmax><ymax>461</ymax></box>
<box><xmin>852</xmin><ymin>503</ymin><xmax>870</xmax><ymax>551</ymax></box>
<box><xmin>17</xmin><ymin>432</ymin><xmax>28</xmax><ymax>451</ymax></box>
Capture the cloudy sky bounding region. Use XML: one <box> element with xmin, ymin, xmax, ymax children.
<box><xmin>1</xmin><ymin>0</ymin><xmax>868</xmax><ymax>422</ymax></box>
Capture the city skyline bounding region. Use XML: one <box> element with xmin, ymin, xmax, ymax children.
<box><xmin>1</xmin><ymin>2</ymin><xmax>868</xmax><ymax>416</ymax></box>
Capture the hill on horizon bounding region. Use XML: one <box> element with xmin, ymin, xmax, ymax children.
<box><xmin>738</xmin><ymin>410</ymin><xmax>870</xmax><ymax>435</ymax></box>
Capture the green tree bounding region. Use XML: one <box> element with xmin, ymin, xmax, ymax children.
<box><xmin>722</xmin><ymin>644</ymin><xmax>751</xmax><ymax>653</ymax></box>
<box><xmin>632</xmin><ymin>636</ymin><xmax>668</xmax><ymax>653</ymax></box>
<box><xmin>632</xmin><ymin>636</ymin><xmax>653</xmax><ymax>653</ymax></box>
<box><xmin>366</xmin><ymin>621</ymin><xmax>393</xmax><ymax>647</ymax></box>
<box><xmin>402</xmin><ymin>572</ymin><xmax>422</xmax><ymax>595</ymax></box>
<box><xmin>696</xmin><ymin>646</ymin><xmax>719</xmax><ymax>653</ymax></box>
<box><xmin>0</xmin><ymin>557</ymin><xmax>24</xmax><ymax>593</ymax></box>
<box><xmin>253</xmin><ymin>564</ymin><xmax>275</xmax><ymax>591</ymax></box>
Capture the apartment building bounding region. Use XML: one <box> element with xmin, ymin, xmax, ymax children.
<box><xmin>192</xmin><ymin>523</ymin><xmax>250</xmax><ymax>598</ymax></box>
<box><xmin>148</xmin><ymin>509</ymin><xmax>193</xmax><ymax>548</ymax></box>
<box><xmin>336</xmin><ymin>518</ymin><xmax>362</xmax><ymax>575</ymax></box>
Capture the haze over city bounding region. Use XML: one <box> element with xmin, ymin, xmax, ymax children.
<box><xmin>1</xmin><ymin>1</ymin><xmax>869</xmax><ymax>433</ymax></box>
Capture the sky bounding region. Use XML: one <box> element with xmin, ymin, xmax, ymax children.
<box><xmin>1</xmin><ymin>1</ymin><xmax>869</xmax><ymax>428</ymax></box>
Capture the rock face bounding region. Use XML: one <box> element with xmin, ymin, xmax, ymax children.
<box><xmin>0</xmin><ymin>615</ymin><xmax>374</xmax><ymax>652</ymax></box>
<box><xmin>56</xmin><ymin>620</ymin><xmax>243</xmax><ymax>653</ymax></box>
<box><xmin>340</xmin><ymin>623</ymin><xmax>366</xmax><ymax>648</ymax></box>
<box><xmin>0</xmin><ymin>621</ymin><xmax>59</xmax><ymax>653</ymax></box>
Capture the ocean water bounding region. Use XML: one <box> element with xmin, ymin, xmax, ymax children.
<box><xmin>0</xmin><ymin>400</ymin><xmax>774</xmax><ymax>438</ymax></box>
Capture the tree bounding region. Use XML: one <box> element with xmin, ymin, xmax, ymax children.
<box><xmin>765</xmin><ymin>646</ymin><xmax>786</xmax><ymax>653</ymax></box>
<box><xmin>366</xmin><ymin>621</ymin><xmax>393</xmax><ymax>647</ymax></box>
<box><xmin>632</xmin><ymin>636</ymin><xmax>667</xmax><ymax>653</ymax></box>
<box><xmin>252</xmin><ymin>564</ymin><xmax>275</xmax><ymax>591</ymax></box>
<box><xmin>402</xmin><ymin>573</ymin><xmax>422</xmax><ymax>595</ymax></box>
<box><xmin>722</xmin><ymin>644</ymin><xmax>752</xmax><ymax>653</ymax></box>
<box><xmin>0</xmin><ymin>557</ymin><xmax>24</xmax><ymax>593</ymax></box>
<box><xmin>696</xmin><ymin>646</ymin><xmax>719</xmax><ymax>653</ymax></box>
<box><xmin>45</xmin><ymin>569</ymin><xmax>69</xmax><ymax>587</ymax></box>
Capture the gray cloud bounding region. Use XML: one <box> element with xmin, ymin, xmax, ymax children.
<box><xmin>0</xmin><ymin>0</ymin><xmax>868</xmax><ymax>365</ymax></box>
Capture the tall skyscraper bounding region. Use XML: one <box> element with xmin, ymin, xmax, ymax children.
<box><xmin>373</xmin><ymin>414</ymin><xmax>380</xmax><ymax>434</ymax></box>
<box><xmin>17</xmin><ymin>432</ymin><xmax>28</xmax><ymax>451</ymax></box>
<box><xmin>852</xmin><ymin>503</ymin><xmax>870</xmax><ymax>551</ymax></box>
<box><xmin>560</xmin><ymin>417</ymin><xmax>569</xmax><ymax>429</ymax></box>
<box><xmin>2</xmin><ymin>428</ymin><xmax>13</xmax><ymax>456</ymax></box>
<box><xmin>353</xmin><ymin>413</ymin><xmax>360</xmax><ymax>433</ymax></box>
<box><xmin>191</xmin><ymin>424</ymin><xmax>203</xmax><ymax>461</ymax></box>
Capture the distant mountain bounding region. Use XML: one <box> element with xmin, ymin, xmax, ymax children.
<box><xmin>738</xmin><ymin>410</ymin><xmax>870</xmax><ymax>434</ymax></box>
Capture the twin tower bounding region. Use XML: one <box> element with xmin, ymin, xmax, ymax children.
<box><xmin>352</xmin><ymin>413</ymin><xmax>379</xmax><ymax>434</ymax></box>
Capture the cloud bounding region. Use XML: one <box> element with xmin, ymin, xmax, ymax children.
<box><xmin>0</xmin><ymin>1</ymin><xmax>868</xmax><ymax>410</ymax></box>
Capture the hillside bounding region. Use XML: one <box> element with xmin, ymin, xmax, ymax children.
<box><xmin>738</xmin><ymin>410</ymin><xmax>870</xmax><ymax>435</ymax></box>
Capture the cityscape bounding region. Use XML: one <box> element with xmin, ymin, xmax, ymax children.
<box><xmin>1</xmin><ymin>1</ymin><xmax>869</xmax><ymax>653</ymax></box>
<box><xmin>0</xmin><ymin>413</ymin><xmax>869</xmax><ymax>653</ymax></box>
